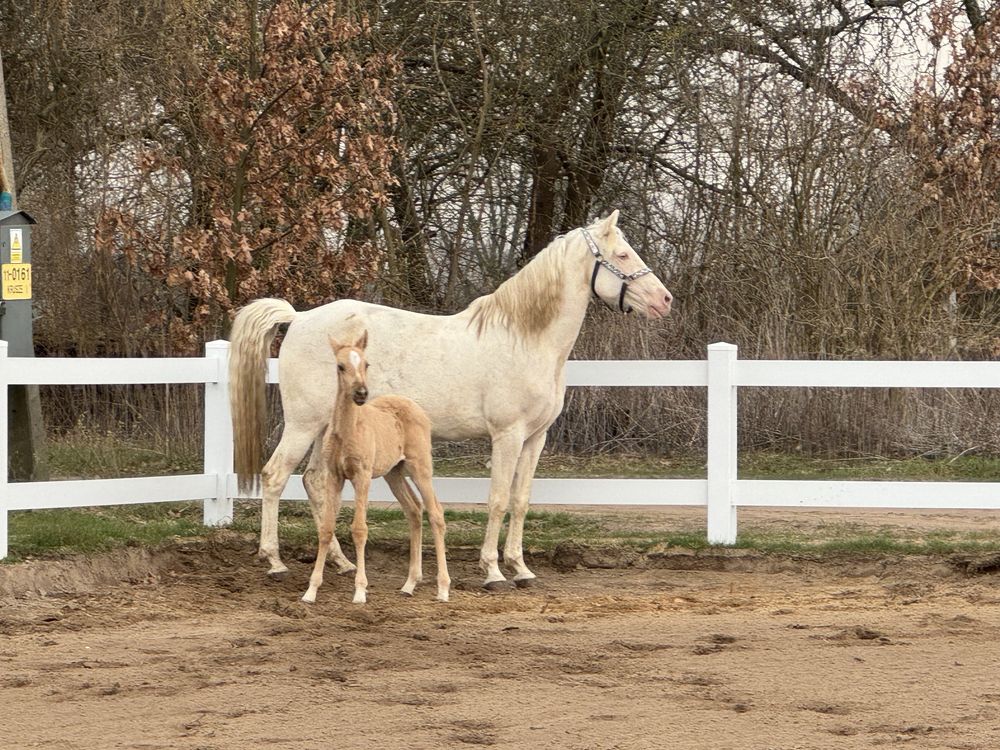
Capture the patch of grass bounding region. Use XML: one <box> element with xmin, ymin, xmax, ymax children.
<box><xmin>47</xmin><ymin>427</ymin><xmax>200</xmax><ymax>479</ymax></box>
<box><xmin>434</xmin><ymin>451</ymin><xmax>1000</xmax><ymax>481</ymax></box>
<box><xmin>10</xmin><ymin>500</ymin><xmax>1000</xmax><ymax>562</ymax></box>
<box><xmin>227</xmin><ymin>504</ymin><xmax>609</xmax><ymax>552</ymax></box>
<box><xmin>11</xmin><ymin>445</ymin><xmax>1000</xmax><ymax>561</ymax></box>
<box><xmin>434</xmin><ymin>453</ymin><xmax>706</xmax><ymax>478</ymax></box>
<box><xmin>7</xmin><ymin>503</ymin><xmax>206</xmax><ymax>562</ymax></box>
<box><xmin>737</xmin><ymin>452</ymin><xmax>1000</xmax><ymax>481</ymax></box>
<box><xmin>227</xmin><ymin>503</ymin><xmax>1000</xmax><ymax>557</ymax></box>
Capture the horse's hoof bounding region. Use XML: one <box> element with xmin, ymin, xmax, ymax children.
<box><xmin>483</xmin><ymin>579</ymin><xmax>513</xmax><ymax>592</ymax></box>
<box><xmin>513</xmin><ymin>577</ymin><xmax>535</xmax><ymax>589</ymax></box>
<box><xmin>267</xmin><ymin>570</ymin><xmax>290</xmax><ymax>582</ymax></box>
<box><xmin>336</xmin><ymin>564</ymin><xmax>357</xmax><ymax>575</ymax></box>
<box><xmin>399</xmin><ymin>589</ymin><xmax>414</xmax><ymax>597</ymax></box>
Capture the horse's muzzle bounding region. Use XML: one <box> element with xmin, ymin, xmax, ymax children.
<box><xmin>353</xmin><ymin>388</ymin><xmax>368</xmax><ymax>405</ymax></box>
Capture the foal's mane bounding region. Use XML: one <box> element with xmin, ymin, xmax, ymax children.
<box><xmin>467</xmin><ymin>234</ymin><xmax>572</xmax><ymax>338</ymax></box>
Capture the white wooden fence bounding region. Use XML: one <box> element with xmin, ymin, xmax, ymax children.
<box><xmin>3</xmin><ymin>338</ymin><xmax>1000</xmax><ymax>560</ymax></box>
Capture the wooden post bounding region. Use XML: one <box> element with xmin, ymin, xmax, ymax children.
<box><xmin>0</xmin><ymin>47</ymin><xmax>13</xmax><ymax>198</ymax></box>
<box><xmin>0</xmin><ymin>340</ymin><xmax>8</xmax><ymax>559</ymax></box>
<box><xmin>0</xmin><ymin>47</ymin><xmax>48</xmax><ymax>481</ymax></box>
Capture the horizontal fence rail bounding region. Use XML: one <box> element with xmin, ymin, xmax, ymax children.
<box><xmin>8</xmin><ymin>356</ymin><xmax>219</xmax><ymax>385</ymax></box>
<box><xmin>2</xmin><ymin>338</ymin><xmax>1000</xmax><ymax>559</ymax></box>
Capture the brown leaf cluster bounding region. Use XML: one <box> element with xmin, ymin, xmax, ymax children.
<box><xmin>908</xmin><ymin>4</ymin><xmax>1000</xmax><ymax>291</ymax></box>
<box><xmin>95</xmin><ymin>1</ymin><xmax>398</xmax><ymax>351</ymax></box>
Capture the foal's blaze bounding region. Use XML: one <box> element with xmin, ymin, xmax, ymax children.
<box><xmin>329</xmin><ymin>332</ymin><xmax>370</xmax><ymax>406</ymax></box>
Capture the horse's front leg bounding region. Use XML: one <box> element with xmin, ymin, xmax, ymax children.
<box><xmin>480</xmin><ymin>430</ymin><xmax>525</xmax><ymax>590</ymax></box>
<box><xmin>304</xmin><ymin>446</ymin><xmax>356</xmax><ymax>574</ymax></box>
<box><xmin>350</xmin><ymin>475</ymin><xmax>372</xmax><ymax>604</ymax></box>
<box><xmin>409</xmin><ymin>468</ymin><xmax>450</xmax><ymax>602</ymax></box>
<box><xmin>504</xmin><ymin>429</ymin><xmax>547</xmax><ymax>586</ymax></box>
<box><xmin>301</xmin><ymin>474</ymin><xmax>346</xmax><ymax>603</ymax></box>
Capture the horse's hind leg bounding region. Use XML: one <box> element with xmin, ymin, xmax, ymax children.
<box><xmin>303</xmin><ymin>443</ymin><xmax>356</xmax><ymax>574</ymax></box>
<box><xmin>406</xmin><ymin>460</ymin><xmax>450</xmax><ymax>602</ymax></box>
<box><xmin>385</xmin><ymin>467</ymin><xmax>423</xmax><ymax>596</ymax></box>
<box><xmin>259</xmin><ymin>423</ymin><xmax>319</xmax><ymax>578</ymax></box>
<box><xmin>503</xmin><ymin>429</ymin><xmax>547</xmax><ymax>586</ymax></box>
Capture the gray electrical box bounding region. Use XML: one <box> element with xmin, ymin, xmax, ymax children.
<box><xmin>0</xmin><ymin>209</ymin><xmax>36</xmax><ymax>356</ymax></box>
<box><xmin>1</xmin><ymin>209</ymin><xmax>46</xmax><ymax>481</ymax></box>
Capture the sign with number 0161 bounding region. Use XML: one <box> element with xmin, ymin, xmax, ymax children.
<box><xmin>1</xmin><ymin>263</ymin><xmax>32</xmax><ymax>299</ymax></box>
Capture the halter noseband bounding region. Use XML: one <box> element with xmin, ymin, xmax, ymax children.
<box><xmin>580</xmin><ymin>227</ymin><xmax>653</xmax><ymax>313</ymax></box>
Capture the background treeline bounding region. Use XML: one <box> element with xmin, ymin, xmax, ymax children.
<box><xmin>5</xmin><ymin>0</ymin><xmax>1000</xmax><ymax>460</ymax></box>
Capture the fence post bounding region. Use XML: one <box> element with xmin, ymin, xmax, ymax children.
<box><xmin>203</xmin><ymin>340</ymin><xmax>234</xmax><ymax>526</ymax></box>
<box><xmin>707</xmin><ymin>342</ymin><xmax>738</xmax><ymax>544</ymax></box>
<box><xmin>0</xmin><ymin>339</ymin><xmax>8</xmax><ymax>559</ymax></box>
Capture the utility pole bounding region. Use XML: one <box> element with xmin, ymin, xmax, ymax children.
<box><xmin>0</xmin><ymin>46</ymin><xmax>48</xmax><ymax>481</ymax></box>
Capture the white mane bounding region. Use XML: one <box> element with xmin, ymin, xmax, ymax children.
<box><xmin>467</xmin><ymin>235</ymin><xmax>570</xmax><ymax>338</ymax></box>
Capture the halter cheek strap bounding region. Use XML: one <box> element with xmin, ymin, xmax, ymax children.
<box><xmin>581</xmin><ymin>227</ymin><xmax>653</xmax><ymax>313</ymax></box>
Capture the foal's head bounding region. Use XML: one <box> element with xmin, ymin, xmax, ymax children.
<box><xmin>328</xmin><ymin>330</ymin><xmax>370</xmax><ymax>406</ymax></box>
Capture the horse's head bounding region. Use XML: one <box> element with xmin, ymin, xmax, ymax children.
<box><xmin>582</xmin><ymin>210</ymin><xmax>672</xmax><ymax>319</ymax></box>
<box><xmin>328</xmin><ymin>330</ymin><xmax>370</xmax><ymax>406</ymax></box>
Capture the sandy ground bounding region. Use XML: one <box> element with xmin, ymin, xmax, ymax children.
<box><xmin>3</xmin><ymin>510</ymin><xmax>1000</xmax><ymax>750</ymax></box>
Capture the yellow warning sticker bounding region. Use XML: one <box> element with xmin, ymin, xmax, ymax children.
<box><xmin>1</xmin><ymin>262</ymin><xmax>31</xmax><ymax>299</ymax></box>
<box><xmin>10</xmin><ymin>228</ymin><xmax>22</xmax><ymax>263</ymax></box>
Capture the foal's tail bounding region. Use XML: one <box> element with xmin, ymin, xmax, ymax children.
<box><xmin>229</xmin><ymin>298</ymin><xmax>298</xmax><ymax>493</ymax></box>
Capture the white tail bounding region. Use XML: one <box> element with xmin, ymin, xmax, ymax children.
<box><xmin>228</xmin><ymin>298</ymin><xmax>297</xmax><ymax>492</ymax></box>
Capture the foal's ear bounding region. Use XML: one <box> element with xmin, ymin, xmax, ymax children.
<box><xmin>327</xmin><ymin>334</ymin><xmax>342</xmax><ymax>353</ymax></box>
<box><xmin>354</xmin><ymin>329</ymin><xmax>368</xmax><ymax>351</ymax></box>
<box><xmin>596</xmin><ymin>209</ymin><xmax>620</xmax><ymax>237</ymax></box>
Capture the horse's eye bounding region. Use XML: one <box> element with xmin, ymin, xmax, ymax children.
<box><xmin>337</xmin><ymin>364</ymin><xmax>345</xmax><ymax>372</ymax></box>
<box><xmin>617</xmin><ymin>253</ymin><xmax>628</xmax><ymax>261</ymax></box>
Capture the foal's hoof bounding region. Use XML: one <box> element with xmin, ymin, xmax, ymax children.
<box><xmin>513</xmin><ymin>577</ymin><xmax>536</xmax><ymax>589</ymax></box>
<box><xmin>483</xmin><ymin>579</ymin><xmax>514</xmax><ymax>592</ymax></box>
<box><xmin>267</xmin><ymin>569</ymin><xmax>290</xmax><ymax>582</ymax></box>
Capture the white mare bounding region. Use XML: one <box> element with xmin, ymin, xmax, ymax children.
<box><xmin>228</xmin><ymin>210</ymin><xmax>672</xmax><ymax>588</ymax></box>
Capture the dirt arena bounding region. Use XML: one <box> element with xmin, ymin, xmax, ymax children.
<box><xmin>3</xmin><ymin>510</ymin><xmax>1000</xmax><ymax>750</ymax></box>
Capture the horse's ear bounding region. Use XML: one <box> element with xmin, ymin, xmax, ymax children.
<box><xmin>354</xmin><ymin>329</ymin><xmax>368</xmax><ymax>351</ymax></box>
<box><xmin>328</xmin><ymin>334</ymin><xmax>342</xmax><ymax>353</ymax></box>
<box><xmin>597</xmin><ymin>209</ymin><xmax>620</xmax><ymax>236</ymax></box>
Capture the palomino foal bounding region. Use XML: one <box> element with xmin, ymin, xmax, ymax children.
<box><xmin>301</xmin><ymin>331</ymin><xmax>450</xmax><ymax>605</ymax></box>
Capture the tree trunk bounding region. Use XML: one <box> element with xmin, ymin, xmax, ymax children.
<box><xmin>522</xmin><ymin>142</ymin><xmax>561</xmax><ymax>263</ymax></box>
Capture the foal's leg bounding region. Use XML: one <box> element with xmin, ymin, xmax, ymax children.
<box><xmin>303</xmin><ymin>445</ymin><xmax>355</xmax><ymax>574</ymax></box>
<box><xmin>301</xmin><ymin>475</ymin><xmax>346</xmax><ymax>604</ymax></box>
<box><xmin>259</xmin><ymin>424</ymin><xmax>320</xmax><ymax>578</ymax></box>
<box><xmin>351</xmin><ymin>475</ymin><xmax>372</xmax><ymax>604</ymax></box>
<box><xmin>480</xmin><ymin>430</ymin><xmax>525</xmax><ymax>590</ymax></box>
<box><xmin>385</xmin><ymin>467</ymin><xmax>424</xmax><ymax>596</ymax></box>
<box><xmin>503</xmin><ymin>429</ymin><xmax>547</xmax><ymax>585</ymax></box>
<box><xmin>406</xmin><ymin>459</ymin><xmax>450</xmax><ymax>602</ymax></box>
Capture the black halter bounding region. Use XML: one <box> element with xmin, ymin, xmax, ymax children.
<box><xmin>580</xmin><ymin>227</ymin><xmax>653</xmax><ymax>313</ymax></box>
